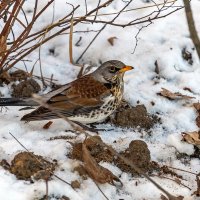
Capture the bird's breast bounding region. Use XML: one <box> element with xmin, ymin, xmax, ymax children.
<box><xmin>68</xmin><ymin>85</ymin><xmax>124</xmax><ymax>124</ymax></box>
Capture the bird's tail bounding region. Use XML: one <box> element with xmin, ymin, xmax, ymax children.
<box><xmin>0</xmin><ymin>98</ymin><xmax>39</xmax><ymax>107</ymax></box>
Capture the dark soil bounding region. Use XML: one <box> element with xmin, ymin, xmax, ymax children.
<box><xmin>0</xmin><ymin>152</ymin><xmax>56</xmax><ymax>181</ymax></box>
<box><xmin>12</xmin><ymin>78</ymin><xmax>41</xmax><ymax>98</ymax></box>
<box><xmin>73</xmin><ymin>165</ymin><xmax>88</xmax><ymax>180</ymax></box>
<box><xmin>182</xmin><ymin>47</ymin><xmax>193</xmax><ymax>65</ymax></box>
<box><xmin>10</xmin><ymin>69</ymin><xmax>29</xmax><ymax>81</ymax></box>
<box><xmin>39</xmin><ymin>195</ymin><xmax>70</xmax><ymax>200</ymax></box>
<box><xmin>111</xmin><ymin>103</ymin><xmax>159</xmax><ymax>129</ymax></box>
<box><xmin>0</xmin><ymin>69</ymin><xmax>29</xmax><ymax>86</ymax></box>
<box><xmin>114</xmin><ymin>140</ymin><xmax>151</xmax><ymax>174</ymax></box>
<box><xmin>70</xmin><ymin>137</ymin><xmax>153</xmax><ymax>175</ymax></box>
<box><xmin>70</xmin><ymin>136</ymin><xmax>114</xmax><ymax>163</ymax></box>
<box><xmin>71</xmin><ymin>180</ymin><xmax>81</xmax><ymax>189</ymax></box>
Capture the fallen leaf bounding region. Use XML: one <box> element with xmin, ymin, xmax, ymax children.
<box><xmin>82</xmin><ymin>142</ymin><xmax>121</xmax><ymax>185</ymax></box>
<box><xmin>158</xmin><ymin>88</ymin><xmax>195</xmax><ymax>100</ymax></box>
<box><xmin>193</xmin><ymin>103</ymin><xmax>200</xmax><ymax>112</ymax></box>
<box><xmin>0</xmin><ymin>71</ymin><xmax>12</xmax><ymax>84</ymax></box>
<box><xmin>107</xmin><ymin>36</ymin><xmax>117</xmax><ymax>46</ymax></box>
<box><xmin>182</xmin><ymin>131</ymin><xmax>200</xmax><ymax>146</ymax></box>
<box><xmin>43</xmin><ymin>121</ymin><xmax>53</xmax><ymax>129</ymax></box>
<box><xmin>196</xmin><ymin>116</ymin><xmax>200</xmax><ymax>128</ymax></box>
<box><xmin>193</xmin><ymin>175</ymin><xmax>200</xmax><ymax>196</ymax></box>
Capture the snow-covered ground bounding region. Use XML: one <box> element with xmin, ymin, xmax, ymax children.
<box><xmin>0</xmin><ymin>0</ymin><xmax>200</xmax><ymax>199</ymax></box>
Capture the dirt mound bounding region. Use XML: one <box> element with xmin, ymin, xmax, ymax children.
<box><xmin>70</xmin><ymin>137</ymin><xmax>152</xmax><ymax>175</ymax></box>
<box><xmin>12</xmin><ymin>78</ymin><xmax>41</xmax><ymax>98</ymax></box>
<box><xmin>0</xmin><ymin>152</ymin><xmax>56</xmax><ymax>181</ymax></box>
<box><xmin>111</xmin><ymin>104</ymin><xmax>159</xmax><ymax>129</ymax></box>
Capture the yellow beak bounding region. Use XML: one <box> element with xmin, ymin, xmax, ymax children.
<box><xmin>119</xmin><ymin>65</ymin><xmax>134</xmax><ymax>73</ymax></box>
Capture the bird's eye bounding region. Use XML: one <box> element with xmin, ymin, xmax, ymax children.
<box><xmin>109</xmin><ymin>66</ymin><xmax>116</xmax><ymax>73</ymax></box>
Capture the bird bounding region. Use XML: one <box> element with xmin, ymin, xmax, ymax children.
<box><xmin>0</xmin><ymin>60</ymin><xmax>133</xmax><ymax>124</ymax></box>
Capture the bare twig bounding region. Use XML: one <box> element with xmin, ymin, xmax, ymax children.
<box><xmin>132</xmin><ymin>21</ymin><xmax>152</xmax><ymax>54</ymax></box>
<box><xmin>8</xmin><ymin>132</ymin><xmax>72</xmax><ymax>187</ymax></box>
<box><xmin>76</xmin><ymin>0</ymin><xmax>133</xmax><ymax>63</ymax></box>
<box><xmin>94</xmin><ymin>181</ymin><xmax>109</xmax><ymax>200</ymax></box>
<box><xmin>69</xmin><ymin>18</ymin><xmax>74</xmax><ymax>64</ymax></box>
<box><xmin>183</xmin><ymin>0</ymin><xmax>200</xmax><ymax>59</ymax></box>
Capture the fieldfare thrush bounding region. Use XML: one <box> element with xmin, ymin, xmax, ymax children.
<box><xmin>0</xmin><ymin>60</ymin><xmax>133</xmax><ymax>124</ymax></box>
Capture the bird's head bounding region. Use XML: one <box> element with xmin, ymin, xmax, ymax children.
<box><xmin>92</xmin><ymin>60</ymin><xmax>133</xmax><ymax>84</ymax></box>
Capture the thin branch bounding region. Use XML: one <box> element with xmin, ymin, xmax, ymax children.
<box><xmin>93</xmin><ymin>0</ymin><xmax>101</xmax><ymax>22</ymax></box>
<box><xmin>183</xmin><ymin>0</ymin><xmax>200</xmax><ymax>59</ymax></box>
<box><xmin>76</xmin><ymin>0</ymin><xmax>133</xmax><ymax>63</ymax></box>
<box><xmin>8</xmin><ymin>132</ymin><xmax>72</xmax><ymax>187</ymax></box>
<box><xmin>132</xmin><ymin>21</ymin><xmax>152</xmax><ymax>54</ymax></box>
<box><xmin>94</xmin><ymin>181</ymin><xmax>109</xmax><ymax>200</ymax></box>
<box><xmin>69</xmin><ymin>18</ymin><xmax>74</xmax><ymax>64</ymax></box>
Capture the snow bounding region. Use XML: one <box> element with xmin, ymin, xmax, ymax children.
<box><xmin>0</xmin><ymin>0</ymin><xmax>200</xmax><ymax>199</ymax></box>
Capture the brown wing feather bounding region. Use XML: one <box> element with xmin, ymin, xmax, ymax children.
<box><xmin>21</xmin><ymin>75</ymin><xmax>111</xmax><ymax>121</ymax></box>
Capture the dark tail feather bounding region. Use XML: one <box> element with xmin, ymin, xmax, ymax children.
<box><xmin>21</xmin><ymin>106</ymin><xmax>58</xmax><ymax>121</ymax></box>
<box><xmin>0</xmin><ymin>98</ymin><xmax>39</xmax><ymax>107</ymax></box>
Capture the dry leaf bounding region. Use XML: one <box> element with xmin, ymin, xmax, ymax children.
<box><xmin>43</xmin><ymin>121</ymin><xmax>53</xmax><ymax>129</ymax></box>
<box><xmin>158</xmin><ymin>88</ymin><xmax>195</xmax><ymax>100</ymax></box>
<box><xmin>196</xmin><ymin>116</ymin><xmax>200</xmax><ymax>128</ymax></box>
<box><xmin>182</xmin><ymin>131</ymin><xmax>200</xmax><ymax>146</ymax></box>
<box><xmin>107</xmin><ymin>36</ymin><xmax>117</xmax><ymax>46</ymax></box>
<box><xmin>0</xmin><ymin>71</ymin><xmax>11</xmax><ymax>84</ymax></box>
<box><xmin>193</xmin><ymin>175</ymin><xmax>200</xmax><ymax>196</ymax></box>
<box><xmin>193</xmin><ymin>103</ymin><xmax>200</xmax><ymax>112</ymax></box>
<box><xmin>82</xmin><ymin>142</ymin><xmax>121</xmax><ymax>185</ymax></box>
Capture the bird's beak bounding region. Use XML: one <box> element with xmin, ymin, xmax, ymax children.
<box><xmin>119</xmin><ymin>65</ymin><xmax>134</xmax><ymax>73</ymax></box>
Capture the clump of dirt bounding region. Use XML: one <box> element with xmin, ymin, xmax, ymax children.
<box><xmin>70</xmin><ymin>136</ymin><xmax>114</xmax><ymax>163</ymax></box>
<box><xmin>70</xmin><ymin>137</ymin><xmax>153</xmax><ymax>175</ymax></box>
<box><xmin>71</xmin><ymin>180</ymin><xmax>81</xmax><ymax>189</ymax></box>
<box><xmin>12</xmin><ymin>78</ymin><xmax>41</xmax><ymax>98</ymax></box>
<box><xmin>114</xmin><ymin>140</ymin><xmax>151</xmax><ymax>174</ymax></box>
<box><xmin>112</xmin><ymin>104</ymin><xmax>159</xmax><ymax>129</ymax></box>
<box><xmin>0</xmin><ymin>70</ymin><xmax>29</xmax><ymax>86</ymax></box>
<box><xmin>39</xmin><ymin>195</ymin><xmax>70</xmax><ymax>200</ymax></box>
<box><xmin>10</xmin><ymin>69</ymin><xmax>29</xmax><ymax>81</ymax></box>
<box><xmin>1</xmin><ymin>152</ymin><xmax>56</xmax><ymax>180</ymax></box>
<box><xmin>74</xmin><ymin>165</ymin><xmax>88</xmax><ymax>180</ymax></box>
<box><xmin>70</xmin><ymin>143</ymin><xmax>83</xmax><ymax>161</ymax></box>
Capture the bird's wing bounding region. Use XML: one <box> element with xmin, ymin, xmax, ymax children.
<box><xmin>21</xmin><ymin>75</ymin><xmax>111</xmax><ymax>121</ymax></box>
